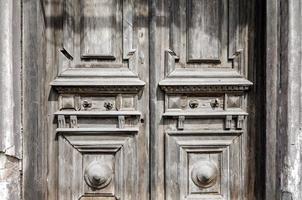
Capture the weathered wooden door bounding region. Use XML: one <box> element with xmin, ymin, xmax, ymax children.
<box><xmin>49</xmin><ymin>0</ymin><xmax>254</xmax><ymax>199</ymax></box>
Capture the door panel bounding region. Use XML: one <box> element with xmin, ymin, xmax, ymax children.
<box><xmin>51</xmin><ymin>0</ymin><xmax>149</xmax><ymax>199</ymax></box>
<box><xmin>49</xmin><ymin>0</ymin><xmax>253</xmax><ymax>199</ymax></box>
<box><xmin>153</xmin><ymin>0</ymin><xmax>252</xmax><ymax>199</ymax></box>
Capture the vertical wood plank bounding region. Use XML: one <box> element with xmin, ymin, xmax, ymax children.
<box><xmin>0</xmin><ymin>0</ymin><xmax>22</xmax><ymax>199</ymax></box>
<box><xmin>23</xmin><ymin>0</ymin><xmax>47</xmax><ymax>199</ymax></box>
<box><xmin>265</xmin><ymin>0</ymin><xmax>279</xmax><ymax>199</ymax></box>
<box><xmin>278</xmin><ymin>0</ymin><xmax>302</xmax><ymax>199</ymax></box>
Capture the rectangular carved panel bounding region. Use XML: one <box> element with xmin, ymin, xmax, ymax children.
<box><xmin>167</xmin><ymin>94</ymin><xmax>224</xmax><ymax>111</ymax></box>
<box><xmin>80</xmin><ymin>0</ymin><xmax>117</xmax><ymax>59</ymax></box>
<box><xmin>58</xmin><ymin>133</ymin><xmax>138</xmax><ymax>200</ymax></box>
<box><xmin>187</xmin><ymin>0</ymin><xmax>221</xmax><ymax>62</ymax></box>
<box><xmin>166</xmin><ymin>132</ymin><xmax>242</xmax><ymax>200</ymax></box>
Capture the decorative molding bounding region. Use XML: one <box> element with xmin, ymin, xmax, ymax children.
<box><xmin>118</xmin><ymin>116</ymin><xmax>125</xmax><ymax>129</ymax></box>
<box><xmin>60</xmin><ymin>0</ymin><xmax>139</xmax><ymax>74</ymax></box>
<box><xmin>160</xmin><ymin>84</ymin><xmax>251</xmax><ymax>94</ymax></box>
<box><xmin>58</xmin><ymin>115</ymin><xmax>66</xmax><ymax>128</ymax></box>
<box><xmin>59</xmin><ymin>133</ymin><xmax>138</xmax><ymax>198</ymax></box>
<box><xmin>236</xmin><ymin>115</ymin><xmax>244</xmax><ymax>129</ymax></box>
<box><xmin>55</xmin><ymin>110</ymin><xmax>141</xmax><ymax>117</ymax></box>
<box><xmin>163</xmin><ymin>111</ymin><xmax>248</xmax><ymax>118</ymax></box>
<box><xmin>70</xmin><ymin>115</ymin><xmax>78</xmax><ymax>128</ymax></box>
<box><xmin>53</xmin><ymin>85</ymin><xmax>144</xmax><ymax>94</ymax></box>
<box><xmin>165</xmin><ymin>131</ymin><xmax>243</xmax><ymax>199</ymax></box>
<box><xmin>56</xmin><ymin>128</ymin><xmax>139</xmax><ymax>134</ymax></box>
<box><xmin>225</xmin><ymin>115</ymin><xmax>232</xmax><ymax>130</ymax></box>
<box><xmin>177</xmin><ymin>116</ymin><xmax>185</xmax><ymax>130</ymax></box>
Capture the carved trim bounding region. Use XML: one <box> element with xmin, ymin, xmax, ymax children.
<box><xmin>178</xmin><ymin>115</ymin><xmax>185</xmax><ymax>130</ymax></box>
<box><xmin>225</xmin><ymin>115</ymin><xmax>232</xmax><ymax>129</ymax></box>
<box><xmin>58</xmin><ymin>115</ymin><xmax>66</xmax><ymax>128</ymax></box>
<box><xmin>53</xmin><ymin>85</ymin><xmax>144</xmax><ymax>94</ymax></box>
<box><xmin>118</xmin><ymin>115</ymin><xmax>125</xmax><ymax>129</ymax></box>
<box><xmin>70</xmin><ymin>115</ymin><xmax>78</xmax><ymax>128</ymax></box>
<box><xmin>163</xmin><ymin>111</ymin><xmax>248</xmax><ymax>118</ymax></box>
<box><xmin>56</xmin><ymin>128</ymin><xmax>139</xmax><ymax>134</ymax></box>
<box><xmin>160</xmin><ymin>85</ymin><xmax>250</xmax><ymax>93</ymax></box>
<box><xmin>236</xmin><ymin>115</ymin><xmax>245</xmax><ymax>129</ymax></box>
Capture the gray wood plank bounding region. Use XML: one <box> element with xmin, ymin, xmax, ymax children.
<box><xmin>80</xmin><ymin>0</ymin><xmax>117</xmax><ymax>59</ymax></box>
<box><xmin>187</xmin><ymin>0</ymin><xmax>221</xmax><ymax>62</ymax></box>
<box><xmin>22</xmin><ymin>0</ymin><xmax>48</xmax><ymax>199</ymax></box>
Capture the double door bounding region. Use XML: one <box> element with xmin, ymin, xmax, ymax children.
<box><xmin>50</xmin><ymin>0</ymin><xmax>253</xmax><ymax>199</ymax></box>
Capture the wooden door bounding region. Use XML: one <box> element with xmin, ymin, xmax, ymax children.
<box><xmin>49</xmin><ymin>0</ymin><xmax>254</xmax><ymax>199</ymax></box>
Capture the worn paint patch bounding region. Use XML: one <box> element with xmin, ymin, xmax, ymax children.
<box><xmin>0</xmin><ymin>153</ymin><xmax>20</xmax><ymax>200</ymax></box>
<box><xmin>282</xmin><ymin>191</ymin><xmax>293</xmax><ymax>200</ymax></box>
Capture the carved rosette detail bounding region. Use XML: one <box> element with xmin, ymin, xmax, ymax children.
<box><xmin>84</xmin><ymin>161</ymin><xmax>112</xmax><ymax>190</ymax></box>
<box><xmin>191</xmin><ymin>160</ymin><xmax>218</xmax><ymax>188</ymax></box>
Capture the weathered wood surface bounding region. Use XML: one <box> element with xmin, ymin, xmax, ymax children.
<box><xmin>266</xmin><ymin>0</ymin><xmax>302</xmax><ymax>199</ymax></box>
<box><xmin>266</xmin><ymin>0</ymin><xmax>279</xmax><ymax>199</ymax></box>
<box><xmin>278</xmin><ymin>0</ymin><xmax>302</xmax><ymax>199</ymax></box>
<box><xmin>16</xmin><ymin>0</ymin><xmax>302</xmax><ymax>199</ymax></box>
<box><xmin>0</xmin><ymin>0</ymin><xmax>21</xmax><ymax>199</ymax></box>
<box><xmin>151</xmin><ymin>0</ymin><xmax>257</xmax><ymax>199</ymax></box>
<box><xmin>46</xmin><ymin>0</ymin><xmax>149</xmax><ymax>199</ymax></box>
<box><xmin>23</xmin><ymin>0</ymin><xmax>48</xmax><ymax>199</ymax></box>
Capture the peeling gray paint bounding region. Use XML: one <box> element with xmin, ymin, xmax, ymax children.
<box><xmin>0</xmin><ymin>154</ymin><xmax>21</xmax><ymax>200</ymax></box>
<box><xmin>0</xmin><ymin>0</ymin><xmax>22</xmax><ymax>199</ymax></box>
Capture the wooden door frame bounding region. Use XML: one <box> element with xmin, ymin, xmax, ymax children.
<box><xmin>266</xmin><ymin>0</ymin><xmax>302</xmax><ymax>199</ymax></box>
<box><xmin>19</xmin><ymin>0</ymin><xmax>302</xmax><ymax>199</ymax></box>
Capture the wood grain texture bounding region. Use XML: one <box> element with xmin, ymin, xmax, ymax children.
<box><xmin>45</xmin><ymin>0</ymin><xmax>149</xmax><ymax>199</ymax></box>
<box><xmin>18</xmin><ymin>0</ymin><xmax>273</xmax><ymax>199</ymax></box>
<box><xmin>80</xmin><ymin>0</ymin><xmax>117</xmax><ymax>59</ymax></box>
<box><xmin>0</xmin><ymin>2</ymin><xmax>22</xmax><ymax>199</ymax></box>
<box><xmin>278</xmin><ymin>0</ymin><xmax>302</xmax><ymax>199</ymax></box>
<box><xmin>0</xmin><ymin>0</ymin><xmax>21</xmax><ymax>159</ymax></box>
<box><xmin>23</xmin><ymin>0</ymin><xmax>48</xmax><ymax>199</ymax></box>
<box><xmin>187</xmin><ymin>0</ymin><xmax>221</xmax><ymax>61</ymax></box>
<box><xmin>151</xmin><ymin>0</ymin><xmax>254</xmax><ymax>199</ymax></box>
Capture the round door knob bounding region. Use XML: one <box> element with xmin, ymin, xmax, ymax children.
<box><xmin>84</xmin><ymin>161</ymin><xmax>112</xmax><ymax>190</ymax></box>
<box><xmin>191</xmin><ymin>160</ymin><xmax>218</xmax><ymax>188</ymax></box>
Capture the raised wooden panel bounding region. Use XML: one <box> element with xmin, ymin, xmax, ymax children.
<box><xmin>58</xmin><ymin>133</ymin><xmax>137</xmax><ymax>200</ymax></box>
<box><xmin>166</xmin><ymin>94</ymin><xmax>225</xmax><ymax>112</ymax></box>
<box><xmin>58</xmin><ymin>94</ymin><xmax>137</xmax><ymax>111</ymax></box>
<box><xmin>80</xmin><ymin>0</ymin><xmax>117</xmax><ymax>59</ymax></box>
<box><xmin>166</xmin><ymin>0</ymin><xmax>248</xmax><ymax>74</ymax></box>
<box><xmin>166</xmin><ymin>132</ymin><xmax>242</xmax><ymax>200</ymax></box>
<box><xmin>56</xmin><ymin>0</ymin><xmax>143</xmax><ymax>87</ymax></box>
<box><xmin>187</xmin><ymin>0</ymin><xmax>221</xmax><ymax>62</ymax></box>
